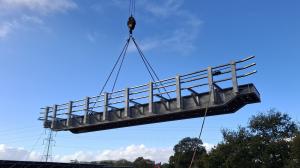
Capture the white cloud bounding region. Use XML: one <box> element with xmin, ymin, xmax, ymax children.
<box><xmin>86</xmin><ymin>32</ymin><xmax>99</xmax><ymax>43</ymax></box>
<box><xmin>0</xmin><ymin>15</ymin><xmax>45</xmax><ymax>39</ymax></box>
<box><xmin>127</xmin><ymin>0</ymin><xmax>202</xmax><ymax>55</ymax></box>
<box><xmin>203</xmin><ymin>143</ymin><xmax>215</xmax><ymax>152</ymax></box>
<box><xmin>55</xmin><ymin>144</ymin><xmax>173</xmax><ymax>163</ymax></box>
<box><xmin>21</xmin><ymin>15</ymin><xmax>43</xmax><ymax>24</ymax></box>
<box><xmin>0</xmin><ymin>0</ymin><xmax>77</xmax><ymax>14</ymax></box>
<box><xmin>145</xmin><ymin>0</ymin><xmax>183</xmax><ymax>18</ymax></box>
<box><xmin>0</xmin><ymin>144</ymin><xmax>40</xmax><ymax>161</ymax></box>
<box><xmin>0</xmin><ymin>22</ymin><xmax>15</xmax><ymax>38</ymax></box>
<box><xmin>0</xmin><ymin>0</ymin><xmax>77</xmax><ymax>39</ymax></box>
<box><xmin>0</xmin><ymin>143</ymin><xmax>215</xmax><ymax>163</ymax></box>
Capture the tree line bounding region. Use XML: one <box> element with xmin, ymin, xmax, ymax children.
<box><xmin>84</xmin><ymin>109</ymin><xmax>300</xmax><ymax>168</ymax></box>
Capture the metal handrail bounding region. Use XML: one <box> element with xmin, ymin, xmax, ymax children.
<box><xmin>181</xmin><ymin>76</ymin><xmax>207</xmax><ymax>84</ymax></box>
<box><xmin>41</xmin><ymin>56</ymin><xmax>257</xmax><ymax>126</ymax></box>
<box><xmin>130</xmin><ymin>95</ymin><xmax>149</xmax><ymax>101</ymax></box>
<box><xmin>153</xmin><ymin>83</ymin><xmax>176</xmax><ymax>89</ymax></box>
<box><xmin>130</xmin><ymin>89</ymin><xmax>149</xmax><ymax>95</ymax></box>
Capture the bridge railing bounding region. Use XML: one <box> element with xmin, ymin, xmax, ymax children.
<box><xmin>40</xmin><ymin>56</ymin><xmax>257</xmax><ymax>128</ymax></box>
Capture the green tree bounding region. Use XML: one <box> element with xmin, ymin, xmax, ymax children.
<box><xmin>292</xmin><ymin>134</ymin><xmax>300</xmax><ymax>164</ymax></box>
<box><xmin>206</xmin><ymin>109</ymin><xmax>299</xmax><ymax>168</ymax></box>
<box><xmin>169</xmin><ymin>137</ymin><xmax>207</xmax><ymax>168</ymax></box>
<box><xmin>133</xmin><ymin>157</ymin><xmax>155</xmax><ymax>168</ymax></box>
<box><xmin>114</xmin><ymin>159</ymin><xmax>133</xmax><ymax>166</ymax></box>
<box><xmin>161</xmin><ymin>163</ymin><xmax>170</xmax><ymax>168</ymax></box>
<box><xmin>286</xmin><ymin>133</ymin><xmax>300</xmax><ymax>167</ymax></box>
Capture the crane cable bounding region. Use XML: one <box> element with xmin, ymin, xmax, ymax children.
<box><xmin>90</xmin><ymin>34</ymin><xmax>171</xmax><ymax>112</ymax></box>
<box><xmin>131</xmin><ymin>37</ymin><xmax>171</xmax><ymax>99</ymax></box>
<box><xmin>129</xmin><ymin>0</ymin><xmax>135</xmax><ymax>16</ymax></box>
<box><xmin>90</xmin><ymin>38</ymin><xmax>130</xmax><ymax>111</ymax></box>
<box><xmin>188</xmin><ymin>91</ymin><xmax>212</xmax><ymax>168</ymax></box>
<box><xmin>90</xmin><ymin>0</ymin><xmax>170</xmax><ymax>111</ymax></box>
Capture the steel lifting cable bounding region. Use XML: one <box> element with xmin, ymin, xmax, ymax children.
<box><xmin>90</xmin><ymin>38</ymin><xmax>131</xmax><ymax>111</ymax></box>
<box><xmin>110</xmin><ymin>39</ymin><xmax>130</xmax><ymax>93</ymax></box>
<box><xmin>90</xmin><ymin>0</ymin><xmax>170</xmax><ymax>110</ymax></box>
<box><xmin>129</xmin><ymin>0</ymin><xmax>135</xmax><ymax>16</ymax></box>
<box><xmin>131</xmin><ymin>37</ymin><xmax>171</xmax><ymax>99</ymax></box>
<box><xmin>188</xmin><ymin>91</ymin><xmax>212</xmax><ymax>168</ymax></box>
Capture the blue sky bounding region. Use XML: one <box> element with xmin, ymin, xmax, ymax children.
<box><xmin>0</xmin><ymin>0</ymin><xmax>299</xmax><ymax>163</ymax></box>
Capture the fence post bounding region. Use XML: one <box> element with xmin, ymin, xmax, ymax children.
<box><xmin>83</xmin><ymin>97</ymin><xmax>89</xmax><ymax>124</ymax></box>
<box><xmin>66</xmin><ymin>101</ymin><xmax>73</xmax><ymax>127</ymax></box>
<box><xmin>207</xmin><ymin>67</ymin><xmax>215</xmax><ymax>104</ymax></box>
<box><xmin>103</xmin><ymin>92</ymin><xmax>109</xmax><ymax>121</ymax></box>
<box><xmin>124</xmin><ymin>88</ymin><xmax>130</xmax><ymax>118</ymax></box>
<box><xmin>231</xmin><ymin>61</ymin><xmax>239</xmax><ymax>94</ymax></box>
<box><xmin>149</xmin><ymin>81</ymin><xmax>153</xmax><ymax>113</ymax></box>
<box><xmin>176</xmin><ymin>75</ymin><xmax>182</xmax><ymax>109</ymax></box>
<box><xmin>51</xmin><ymin>104</ymin><xmax>57</xmax><ymax>129</ymax></box>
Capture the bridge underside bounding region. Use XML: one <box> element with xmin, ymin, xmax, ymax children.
<box><xmin>46</xmin><ymin>84</ymin><xmax>260</xmax><ymax>133</ymax></box>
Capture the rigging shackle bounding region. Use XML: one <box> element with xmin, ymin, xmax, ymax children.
<box><xmin>127</xmin><ymin>15</ymin><xmax>136</xmax><ymax>34</ymax></box>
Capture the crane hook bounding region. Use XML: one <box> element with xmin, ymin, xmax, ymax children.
<box><xmin>127</xmin><ymin>15</ymin><xmax>136</xmax><ymax>34</ymax></box>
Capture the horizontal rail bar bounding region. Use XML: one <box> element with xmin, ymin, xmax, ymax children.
<box><xmin>153</xmin><ymin>83</ymin><xmax>176</xmax><ymax>89</ymax></box>
<box><xmin>57</xmin><ymin>107</ymin><xmax>68</xmax><ymax>111</ymax></box>
<box><xmin>72</xmin><ymin>104</ymin><xmax>85</xmax><ymax>108</ymax></box>
<box><xmin>60</xmin><ymin>102</ymin><xmax>70</xmax><ymax>106</ymax></box>
<box><xmin>182</xmin><ymin>83</ymin><xmax>208</xmax><ymax>90</ymax></box>
<box><xmin>153</xmin><ymin>77</ymin><xmax>176</xmax><ymax>84</ymax></box>
<box><xmin>181</xmin><ymin>72</ymin><xmax>208</xmax><ymax>80</ymax></box>
<box><xmin>72</xmin><ymin>98</ymin><xmax>85</xmax><ymax>103</ymax></box>
<box><xmin>238</xmin><ymin>70</ymin><xmax>257</xmax><ymax>78</ymax></box>
<box><xmin>89</xmin><ymin>99</ymin><xmax>104</xmax><ymax>103</ymax></box>
<box><xmin>130</xmin><ymin>95</ymin><xmax>149</xmax><ymax>101</ymax></box>
<box><xmin>92</xmin><ymin>105</ymin><xmax>104</xmax><ymax>109</ymax></box>
<box><xmin>129</xmin><ymin>83</ymin><xmax>149</xmax><ymax>90</ymax></box>
<box><xmin>236</xmin><ymin>63</ymin><xmax>256</xmax><ymax>71</ymax></box>
<box><xmin>212</xmin><ymin>63</ymin><xmax>231</xmax><ymax>70</ymax></box>
<box><xmin>71</xmin><ymin>109</ymin><xmax>84</xmax><ymax>113</ymax></box>
<box><xmin>88</xmin><ymin>101</ymin><xmax>104</xmax><ymax>105</ymax></box>
<box><xmin>181</xmin><ymin>69</ymin><xmax>207</xmax><ymax>78</ymax></box>
<box><xmin>216</xmin><ymin>69</ymin><xmax>231</xmax><ymax>75</ymax></box>
<box><xmin>89</xmin><ymin>95</ymin><xmax>103</xmax><ymax>99</ymax></box>
<box><xmin>109</xmin><ymin>94</ymin><xmax>124</xmax><ymax>100</ymax></box>
<box><xmin>181</xmin><ymin>76</ymin><xmax>207</xmax><ymax>84</ymax></box>
<box><xmin>214</xmin><ymin>77</ymin><xmax>232</xmax><ymax>83</ymax></box>
<box><xmin>130</xmin><ymin>89</ymin><xmax>149</xmax><ymax>95</ymax></box>
<box><xmin>108</xmin><ymin>100</ymin><xmax>125</xmax><ymax>105</ymax></box>
<box><xmin>236</xmin><ymin>55</ymin><xmax>255</xmax><ymax>63</ymax></box>
<box><xmin>110</xmin><ymin>89</ymin><xmax>125</xmax><ymax>94</ymax></box>
<box><xmin>154</xmin><ymin>89</ymin><xmax>176</xmax><ymax>96</ymax></box>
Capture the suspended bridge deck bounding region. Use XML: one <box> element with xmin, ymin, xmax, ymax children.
<box><xmin>40</xmin><ymin>56</ymin><xmax>260</xmax><ymax>133</ymax></box>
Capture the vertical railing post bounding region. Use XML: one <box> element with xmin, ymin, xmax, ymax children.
<box><xmin>176</xmin><ymin>75</ymin><xmax>182</xmax><ymax>109</ymax></box>
<box><xmin>231</xmin><ymin>61</ymin><xmax>239</xmax><ymax>94</ymax></box>
<box><xmin>43</xmin><ymin>107</ymin><xmax>49</xmax><ymax>127</ymax></box>
<box><xmin>103</xmin><ymin>92</ymin><xmax>109</xmax><ymax>121</ymax></box>
<box><xmin>207</xmin><ymin>67</ymin><xmax>215</xmax><ymax>104</ymax></box>
<box><xmin>83</xmin><ymin>97</ymin><xmax>90</xmax><ymax>124</ymax></box>
<box><xmin>51</xmin><ymin>104</ymin><xmax>57</xmax><ymax>129</ymax></box>
<box><xmin>149</xmin><ymin>81</ymin><xmax>153</xmax><ymax>113</ymax></box>
<box><xmin>124</xmin><ymin>88</ymin><xmax>130</xmax><ymax>118</ymax></box>
<box><xmin>66</xmin><ymin>101</ymin><xmax>73</xmax><ymax>127</ymax></box>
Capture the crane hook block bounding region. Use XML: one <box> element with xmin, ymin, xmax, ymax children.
<box><xmin>127</xmin><ymin>16</ymin><xmax>136</xmax><ymax>34</ymax></box>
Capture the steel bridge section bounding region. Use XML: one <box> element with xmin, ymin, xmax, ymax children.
<box><xmin>40</xmin><ymin>56</ymin><xmax>261</xmax><ymax>133</ymax></box>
